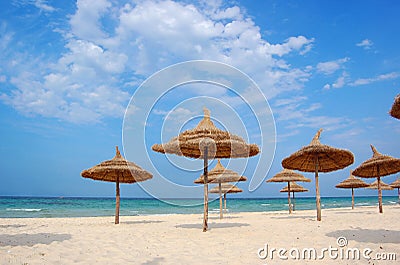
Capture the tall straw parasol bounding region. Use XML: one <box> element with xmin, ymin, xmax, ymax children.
<box><xmin>209</xmin><ymin>184</ymin><xmax>242</xmax><ymax>214</ymax></box>
<box><xmin>152</xmin><ymin>107</ymin><xmax>259</xmax><ymax>231</ymax></box>
<box><xmin>266</xmin><ymin>169</ymin><xmax>311</xmax><ymax>214</ymax></box>
<box><xmin>335</xmin><ymin>170</ymin><xmax>369</xmax><ymax>209</ymax></box>
<box><xmin>194</xmin><ymin>160</ymin><xmax>247</xmax><ymax>219</ymax></box>
<box><xmin>353</xmin><ymin>145</ymin><xmax>400</xmax><ymax>213</ymax></box>
<box><xmin>282</xmin><ymin>129</ymin><xmax>354</xmax><ymax>221</ymax></box>
<box><xmin>81</xmin><ymin>146</ymin><xmax>153</xmax><ymax>224</ymax></box>
<box><xmin>389</xmin><ymin>94</ymin><xmax>400</xmax><ymax>119</ymax></box>
<box><xmin>367</xmin><ymin>179</ymin><xmax>394</xmax><ymax>190</ymax></box>
<box><xmin>280</xmin><ymin>182</ymin><xmax>308</xmax><ymax>211</ymax></box>
<box><xmin>390</xmin><ymin>177</ymin><xmax>400</xmax><ymax>203</ymax></box>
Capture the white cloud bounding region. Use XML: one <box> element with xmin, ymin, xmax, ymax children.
<box><xmin>1</xmin><ymin>0</ymin><xmax>315</xmax><ymax>123</ymax></box>
<box><xmin>34</xmin><ymin>0</ymin><xmax>56</xmax><ymax>12</ymax></box>
<box><xmin>350</xmin><ymin>72</ymin><xmax>399</xmax><ymax>86</ymax></box>
<box><xmin>356</xmin><ymin>39</ymin><xmax>373</xmax><ymax>50</ymax></box>
<box><xmin>316</xmin><ymin>57</ymin><xmax>349</xmax><ymax>75</ymax></box>
<box><xmin>332</xmin><ymin>72</ymin><xmax>348</xmax><ymax>89</ymax></box>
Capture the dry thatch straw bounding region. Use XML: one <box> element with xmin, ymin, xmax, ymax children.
<box><xmin>335</xmin><ymin>170</ymin><xmax>369</xmax><ymax>209</ymax></box>
<box><xmin>367</xmin><ymin>179</ymin><xmax>394</xmax><ymax>190</ymax></box>
<box><xmin>209</xmin><ymin>184</ymin><xmax>242</xmax><ymax>214</ymax></box>
<box><xmin>280</xmin><ymin>182</ymin><xmax>309</xmax><ymax>193</ymax></box>
<box><xmin>389</xmin><ymin>94</ymin><xmax>400</xmax><ymax>119</ymax></box>
<box><xmin>280</xmin><ymin>182</ymin><xmax>308</xmax><ymax>211</ymax></box>
<box><xmin>282</xmin><ymin>129</ymin><xmax>354</xmax><ymax>221</ymax></box>
<box><xmin>194</xmin><ymin>160</ymin><xmax>246</xmax><ymax>219</ymax></box>
<box><xmin>81</xmin><ymin>146</ymin><xmax>152</xmax><ymax>224</ymax></box>
<box><xmin>266</xmin><ymin>168</ymin><xmax>311</xmax><ymax>214</ymax></box>
<box><xmin>151</xmin><ymin>108</ymin><xmax>259</xmax><ymax>159</ymax></box>
<box><xmin>390</xmin><ymin>177</ymin><xmax>400</xmax><ymax>202</ymax></box>
<box><xmin>209</xmin><ymin>184</ymin><xmax>243</xmax><ymax>194</ymax></box>
<box><xmin>353</xmin><ymin>145</ymin><xmax>400</xmax><ymax>213</ymax></box>
<box><xmin>152</xmin><ymin>107</ymin><xmax>259</xmax><ymax>232</ymax></box>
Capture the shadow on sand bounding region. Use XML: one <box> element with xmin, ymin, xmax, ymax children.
<box><xmin>0</xmin><ymin>233</ymin><xmax>71</xmax><ymax>247</ymax></box>
<box><xmin>326</xmin><ymin>228</ymin><xmax>400</xmax><ymax>244</ymax></box>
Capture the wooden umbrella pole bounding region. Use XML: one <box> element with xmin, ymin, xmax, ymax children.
<box><xmin>115</xmin><ymin>175</ymin><xmax>120</xmax><ymax>224</ymax></box>
<box><xmin>377</xmin><ymin>167</ymin><xmax>383</xmax><ymax>213</ymax></box>
<box><xmin>203</xmin><ymin>146</ymin><xmax>209</xmax><ymax>232</ymax></box>
<box><xmin>224</xmin><ymin>193</ymin><xmax>227</xmax><ymax>213</ymax></box>
<box><xmin>219</xmin><ymin>182</ymin><xmax>223</xmax><ymax>219</ymax></box>
<box><xmin>287</xmin><ymin>182</ymin><xmax>292</xmax><ymax>214</ymax></box>
<box><xmin>315</xmin><ymin>156</ymin><xmax>322</xmax><ymax>221</ymax></box>
<box><xmin>351</xmin><ymin>188</ymin><xmax>355</xmax><ymax>210</ymax></box>
<box><xmin>292</xmin><ymin>191</ymin><xmax>296</xmax><ymax>211</ymax></box>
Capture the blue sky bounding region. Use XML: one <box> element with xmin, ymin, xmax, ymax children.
<box><xmin>1</xmin><ymin>0</ymin><xmax>399</xmax><ymax>199</ymax></box>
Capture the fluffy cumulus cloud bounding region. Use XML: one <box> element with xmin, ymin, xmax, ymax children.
<box><xmin>1</xmin><ymin>0</ymin><xmax>315</xmax><ymax>123</ymax></box>
<box><xmin>356</xmin><ymin>39</ymin><xmax>373</xmax><ymax>50</ymax></box>
<box><xmin>317</xmin><ymin>57</ymin><xmax>349</xmax><ymax>75</ymax></box>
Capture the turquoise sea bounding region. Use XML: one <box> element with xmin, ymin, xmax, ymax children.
<box><xmin>0</xmin><ymin>196</ymin><xmax>398</xmax><ymax>218</ymax></box>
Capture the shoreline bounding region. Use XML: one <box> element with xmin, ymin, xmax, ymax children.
<box><xmin>1</xmin><ymin>206</ymin><xmax>399</xmax><ymax>264</ymax></box>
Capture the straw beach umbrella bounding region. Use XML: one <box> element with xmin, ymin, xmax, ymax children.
<box><xmin>194</xmin><ymin>160</ymin><xmax>247</xmax><ymax>219</ymax></box>
<box><xmin>81</xmin><ymin>146</ymin><xmax>152</xmax><ymax>224</ymax></box>
<box><xmin>266</xmin><ymin>169</ymin><xmax>311</xmax><ymax>214</ymax></box>
<box><xmin>280</xmin><ymin>182</ymin><xmax>308</xmax><ymax>211</ymax></box>
<box><xmin>389</xmin><ymin>94</ymin><xmax>400</xmax><ymax>119</ymax></box>
<box><xmin>367</xmin><ymin>179</ymin><xmax>394</xmax><ymax>190</ymax></box>
<box><xmin>353</xmin><ymin>145</ymin><xmax>400</xmax><ymax>213</ymax></box>
<box><xmin>152</xmin><ymin>107</ymin><xmax>259</xmax><ymax>232</ymax></box>
<box><xmin>282</xmin><ymin>129</ymin><xmax>354</xmax><ymax>221</ymax></box>
<box><xmin>335</xmin><ymin>171</ymin><xmax>369</xmax><ymax>209</ymax></box>
<box><xmin>390</xmin><ymin>177</ymin><xmax>400</xmax><ymax>203</ymax></box>
<box><xmin>209</xmin><ymin>184</ymin><xmax>242</xmax><ymax>214</ymax></box>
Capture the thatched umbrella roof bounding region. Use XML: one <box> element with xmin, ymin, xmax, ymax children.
<box><xmin>353</xmin><ymin>145</ymin><xmax>400</xmax><ymax>178</ymax></box>
<box><xmin>266</xmin><ymin>168</ymin><xmax>311</xmax><ymax>214</ymax></box>
<box><xmin>152</xmin><ymin>108</ymin><xmax>259</xmax><ymax>159</ymax></box>
<box><xmin>367</xmin><ymin>179</ymin><xmax>394</xmax><ymax>190</ymax></box>
<box><xmin>390</xmin><ymin>177</ymin><xmax>400</xmax><ymax>188</ymax></box>
<box><xmin>282</xmin><ymin>129</ymin><xmax>354</xmax><ymax>173</ymax></box>
<box><xmin>194</xmin><ymin>160</ymin><xmax>247</xmax><ymax>184</ymax></box>
<box><xmin>353</xmin><ymin>145</ymin><xmax>400</xmax><ymax>213</ymax></box>
<box><xmin>389</xmin><ymin>94</ymin><xmax>400</xmax><ymax>119</ymax></box>
<box><xmin>81</xmin><ymin>146</ymin><xmax>152</xmax><ymax>224</ymax></box>
<box><xmin>209</xmin><ymin>184</ymin><xmax>242</xmax><ymax>194</ymax></box>
<box><xmin>266</xmin><ymin>168</ymin><xmax>311</xmax><ymax>183</ymax></box>
<box><xmin>335</xmin><ymin>171</ymin><xmax>369</xmax><ymax>189</ymax></box>
<box><xmin>282</xmin><ymin>129</ymin><xmax>354</xmax><ymax>221</ymax></box>
<box><xmin>152</xmin><ymin>107</ymin><xmax>259</xmax><ymax>232</ymax></box>
<box><xmin>280</xmin><ymin>182</ymin><xmax>308</xmax><ymax>193</ymax></box>
<box><xmin>335</xmin><ymin>170</ymin><xmax>369</xmax><ymax>210</ymax></box>
<box><xmin>82</xmin><ymin>147</ymin><xmax>152</xmax><ymax>183</ymax></box>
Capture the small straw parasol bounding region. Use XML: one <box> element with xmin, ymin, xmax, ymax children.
<box><xmin>353</xmin><ymin>145</ymin><xmax>400</xmax><ymax>213</ymax></box>
<box><xmin>335</xmin><ymin>170</ymin><xmax>369</xmax><ymax>209</ymax></box>
<box><xmin>209</xmin><ymin>184</ymin><xmax>242</xmax><ymax>214</ymax></box>
<box><xmin>390</xmin><ymin>177</ymin><xmax>400</xmax><ymax>203</ymax></box>
<box><xmin>279</xmin><ymin>182</ymin><xmax>308</xmax><ymax>211</ymax></box>
<box><xmin>152</xmin><ymin>107</ymin><xmax>259</xmax><ymax>231</ymax></box>
<box><xmin>194</xmin><ymin>160</ymin><xmax>246</xmax><ymax>219</ymax></box>
<box><xmin>266</xmin><ymin>169</ymin><xmax>311</xmax><ymax>214</ymax></box>
<box><xmin>367</xmin><ymin>179</ymin><xmax>394</xmax><ymax>190</ymax></box>
<box><xmin>81</xmin><ymin>146</ymin><xmax>153</xmax><ymax>224</ymax></box>
<box><xmin>389</xmin><ymin>94</ymin><xmax>400</xmax><ymax>119</ymax></box>
<box><xmin>282</xmin><ymin>129</ymin><xmax>354</xmax><ymax>221</ymax></box>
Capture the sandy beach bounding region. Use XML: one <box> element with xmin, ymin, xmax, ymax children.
<box><xmin>1</xmin><ymin>206</ymin><xmax>399</xmax><ymax>265</ymax></box>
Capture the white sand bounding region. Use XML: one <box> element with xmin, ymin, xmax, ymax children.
<box><xmin>1</xmin><ymin>206</ymin><xmax>399</xmax><ymax>265</ymax></box>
